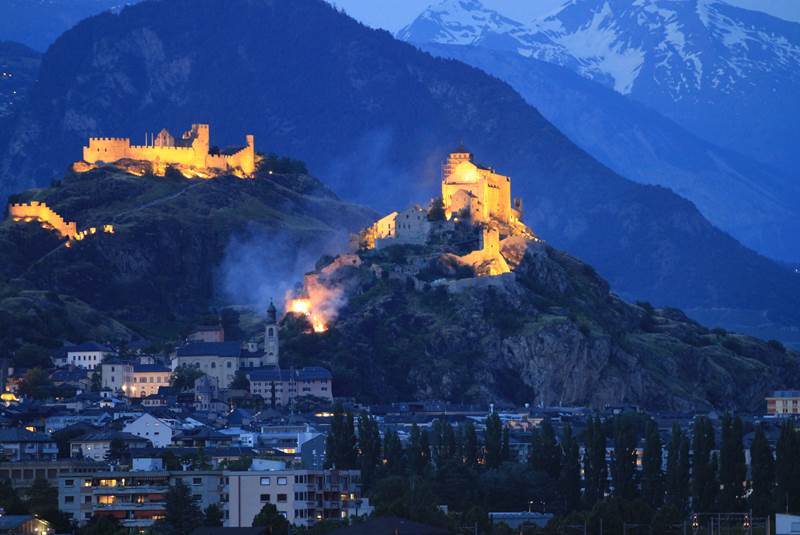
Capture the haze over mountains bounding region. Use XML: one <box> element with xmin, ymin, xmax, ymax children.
<box><xmin>0</xmin><ymin>0</ymin><xmax>798</xmax><ymax>347</ymax></box>
<box><xmin>399</xmin><ymin>0</ymin><xmax>800</xmax><ymax>262</ymax></box>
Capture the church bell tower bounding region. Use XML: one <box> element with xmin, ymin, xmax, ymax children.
<box><xmin>264</xmin><ymin>301</ymin><xmax>279</xmax><ymax>366</ymax></box>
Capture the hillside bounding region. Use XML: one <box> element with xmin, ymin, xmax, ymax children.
<box><xmin>0</xmin><ymin>0</ymin><xmax>799</xmax><ymax>346</ymax></box>
<box><xmin>0</xmin><ymin>160</ymin><xmax>375</xmax><ymax>360</ymax></box>
<box><xmin>279</xmin><ymin>238</ymin><xmax>800</xmax><ymax>412</ymax></box>
<box><xmin>0</xmin><ymin>41</ymin><xmax>40</xmax><ymax>121</ymax></box>
<box><xmin>409</xmin><ymin>42</ymin><xmax>800</xmax><ymax>264</ymax></box>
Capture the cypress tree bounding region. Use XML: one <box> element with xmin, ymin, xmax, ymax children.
<box><xmin>718</xmin><ymin>414</ymin><xmax>746</xmax><ymax>512</ymax></box>
<box><xmin>443</xmin><ymin>421</ymin><xmax>457</xmax><ymax>462</ymax></box>
<box><xmin>642</xmin><ymin>419</ymin><xmax>664</xmax><ymax>509</ymax></box>
<box><xmin>357</xmin><ymin>414</ymin><xmax>381</xmax><ymax>487</ymax></box>
<box><xmin>749</xmin><ymin>424</ymin><xmax>774</xmax><ymax>516</ymax></box>
<box><xmin>611</xmin><ymin>415</ymin><xmax>638</xmax><ymax>500</ymax></box>
<box><xmin>775</xmin><ymin>421</ymin><xmax>800</xmax><ymax>512</ymax></box>
<box><xmin>485</xmin><ymin>413</ymin><xmax>503</xmax><ymax>469</ymax></box>
<box><xmin>529</xmin><ymin>418</ymin><xmax>562</xmax><ymax>481</ymax></box>
<box><xmin>383</xmin><ymin>429</ymin><xmax>405</xmax><ymax>476</ymax></box>
<box><xmin>559</xmin><ymin>422</ymin><xmax>582</xmax><ymax>513</ymax></box>
<box><xmin>341</xmin><ymin>411</ymin><xmax>358</xmax><ymax>469</ymax></box>
<box><xmin>691</xmin><ymin>416</ymin><xmax>718</xmax><ymax>512</ymax></box>
<box><xmin>583</xmin><ymin>416</ymin><xmax>607</xmax><ymax>506</ymax></box>
<box><xmin>462</xmin><ymin>421</ymin><xmax>478</xmax><ymax>467</ymax></box>
<box><xmin>665</xmin><ymin>425</ymin><xmax>691</xmax><ymax>514</ymax></box>
<box><xmin>501</xmin><ymin>427</ymin><xmax>511</xmax><ymax>463</ymax></box>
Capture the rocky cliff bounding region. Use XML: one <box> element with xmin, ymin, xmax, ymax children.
<box><xmin>280</xmin><ymin>238</ymin><xmax>800</xmax><ymax>412</ymax></box>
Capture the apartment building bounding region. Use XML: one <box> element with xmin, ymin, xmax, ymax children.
<box><xmin>58</xmin><ymin>470</ymin><xmax>223</xmax><ymax>527</ymax></box>
<box><xmin>224</xmin><ymin>469</ymin><xmax>368</xmax><ymax>528</ymax></box>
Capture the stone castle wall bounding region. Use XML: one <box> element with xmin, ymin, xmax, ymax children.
<box><xmin>82</xmin><ymin>126</ymin><xmax>255</xmax><ymax>176</ymax></box>
<box><xmin>9</xmin><ymin>201</ymin><xmax>78</xmax><ymax>239</ymax></box>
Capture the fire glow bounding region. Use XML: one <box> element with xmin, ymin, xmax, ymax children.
<box><xmin>284</xmin><ymin>275</ymin><xmax>345</xmax><ymax>334</ymax></box>
<box><xmin>286</xmin><ymin>297</ymin><xmax>327</xmax><ymax>333</ymax></box>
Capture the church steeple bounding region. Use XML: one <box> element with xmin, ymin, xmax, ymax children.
<box><xmin>264</xmin><ymin>300</ymin><xmax>279</xmax><ymax>366</ymax></box>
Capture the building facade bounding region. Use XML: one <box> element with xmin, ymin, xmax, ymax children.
<box><xmin>767</xmin><ymin>390</ymin><xmax>800</xmax><ymax>415</ymax></box>
<box><xmin>101</xmin><ymin>362</ymin><xmax>171</xmax><ymax>398</ymax></box>
<box><xmin>247</xmin><ymin>367</ymin><xmax>333</xmax><ymax>407</ymax></box>
<box><xmin>223</xmin><ymin>469</ymin><xmax>365</xmax><ymax>528</ymax></box>
<box><xmin>64</xmin><ymin>343</ymin><xmax>114</xmax><ymax>370</ymax></box>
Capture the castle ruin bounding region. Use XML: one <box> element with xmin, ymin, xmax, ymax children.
<box><xmin>8</xmin><ymin>201</ymin><xmax>114</xmax><ymax>246</ymax></box>
<box><xmin>81</xmin><ymin>124</ymin><xmax>256</xmax><ymax>177</ymax></box>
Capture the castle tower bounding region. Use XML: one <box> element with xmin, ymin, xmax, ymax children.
<box><xmin>264</xmin><ymin>301</ymin><xmax>279</xmax><ymax>366</ymax></box>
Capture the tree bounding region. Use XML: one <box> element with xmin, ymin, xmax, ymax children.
<box><xmin>26</xmin><ymin>477</ymin><xmax>57</xmax><ymax>516</ymax></box>
<box><xmin>559</xmin><ymin>423</ymin><xmax>582</xmax><ymax>513</ymax></box>
<box><xmin>462</xmin><ymin>421</ymin><xmax>479</xmax><ymax>468</ymax></box>
<box><xmin>408</xmin><ymin>423</ymin><xmax>430</xmax><ymax>476</ymax></box>
<box><xmin>203</xmin><ymin>504</ymin><xmax>224</xmax><ymax>527</ymax></box>
<box><xmin>251</xmin><ymin>503</ymin><xmax>289</xmax><ymax>534</ymax></box>
<box><xmin>665</xmin><ymin>423</ymin><xmax>690</xmax><ymax>514</ymax></box>
<box><xmin>90</xmin><ymin>371</ymin><xmax>102</xmax><ymax>392</ymax></box>
<box><xmin>529</xmin><ymin>418</ymin><xmax>562</xmax><ymax>481</ymax></box>
<box><xmin>105</xmin><ymin>437</ymin><xmax>129</xmax><ymax>464</ymax></box>
<box><xmin>641</xmin><ymin>419</ymin><xmax>664</xmax><ymax>509</ymax></box>
<box><xmin>383</xmin><ymin>429</ymin><xmax>405</xmax><ymax>476</ymax></box>
<box><xmin>153</xmin><ymin>480</ymin><xmax>202</xmax><ymax>535</ymax></box>
<box><xmin>583</xmin><ymin>417</ymin><xmax>607</xmax><ymax>506</ymax></box>
<box><xmin>0</xmin><ymin>478</ymin><xmax>28</xmax><ymax>514</ymax></box>
<box><xmin>324</xmin><ymin>403</ymin><xmax>357</xmax><ymax>470</ymax></box>
<box><xmin>229</xmin><ymin>369</ymin><xmax>250</xmax><ymax>390</ymax></box>
<box><xmin>500</xmin><ymin>427</ymin><xmax>510</xmax><ymax>463</ymax></box>
<box><xmin>691</xmin><ymin>416</ymin><xmax>717</xmax><ymax>512</ymax></box>
<box><xmin>427</xmin><ymin>197</ymin><xmax>446</xmax><ymax>221</ymax></box>
<box><xmin>718</xmin><ymin>414</ymin><xmax>746</xmax><ymax>512</ymax></box>
<box><xmin>78</xmin><ymin>515</ymin><xmax>127</xmax><ymax>535</ymax></box>
<box><xmin>775</xmin><ymin>421</ymin><xmax>800</xmax><ymax>513</ymax></box>
<box><xmin>171</xmin><ymin>366</ymin><xmax>204</xmax><ymax>391</ymax></box>
<box><xmin>357</xmin><ymin>413</ymin><xmax>381</xmax><ymax>487</ymax></box>
<box><xmin>484</xmin><ymin>413</ymin><xmax>503</xmax><ymax>469</ymax></box>
<box><xmin>611</xmin><ymin>416</ymin><xmax>638</xmax><ymax>500</ymax></box>
<box><xmin>19</xmin><ymin>368</ymin><xmax>54</xmax><ymax>400</ymax></box>
<box><xmin>749</xmin><ymin>424</ymin><xmax>774</xmax><ymax>516</ymax></box>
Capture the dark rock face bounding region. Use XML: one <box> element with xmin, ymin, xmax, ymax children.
<box><xmin>282</xmin><ymin>240</ymin><xmax>800</xmax><ymax>411</ymax></box>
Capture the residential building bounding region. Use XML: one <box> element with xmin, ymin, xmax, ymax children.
<box><xmin>0</xmin><ymin>459</ymin><xmax>102</xmax><ymax>489</ymax></box>
<box><xmin>58</xmin><ymin>470</ymin><xmax>223</xmax><ymax>527</ymax></box>
<box><xmin>173</xmin><ymin>342</ymin><xmax>242</xmax><ymax>388</ymax></box>
<box><xmin>767</xmin><ymin>390</ymin><xmax>800</xmax><ymax>415</ymax></box>
<box><xmin>247</xmin><ymin>367</ymin><xmax>333</xmax><ymax>407</ymax></box>
<box><xmin>63</xmin><ymin>343</ymin><xmax>114</xmax><ymax>370</ymax></box>
<box><xmin>224</xmin><ymin>469</ymin><xmax>366</xmax><ymax>528</ymax></box>
<box><xmin>70</xmin><ymin>432</ymin><xmax>151</xmax><ymax>461</ymax></box>
<box><xmin>122</xmin><ymin>413</ymin><xmax>174</xmax><ymax>448</ymax></box>
<box><xmin>101</xmin><ymin>362</ymin><xmax>171</xmax><ymax>398</ymax></box>
<box><xmin>0</xmin><ymin>515</ymin><xmax>53</xmax><ymax>535</ymax></box>
<box><xmin>0</xmin><ymin>428</ymin><xmax>58</xmax><ymax>461</ymax></box>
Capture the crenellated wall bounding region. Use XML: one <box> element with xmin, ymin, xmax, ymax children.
<box><xmin>8</xmin><ymin>201</ymin><xmax>115</xmax><ymax>246</ymax></box>
<box><xmin>9</xmin><ymin>201</ymin><xmax>78</xmax><ymax>239</ymax></box>
<box><xmin>81</xmin><ymin>124</ymin><xmax>256</xmax><ymax>176</ymax></box>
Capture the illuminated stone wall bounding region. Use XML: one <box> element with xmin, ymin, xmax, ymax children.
<box><xmin>82</xmin><ymin>124</ymin><xmax>256</xmax><ymax>176</ymax></box>
<box><xmin>441</xmin><ymin>149</ymin><xmax>515</xmax><ymax>223</ymax></box>
<box><xmin>8</xmin><ymin>201</ymin><xmax>78</xmax><ymax>239</ymax></box>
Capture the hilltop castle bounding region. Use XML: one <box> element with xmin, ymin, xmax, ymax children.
<box><xmin>441</xmin><ymin>148</ymin><xmax>522</xmax><ymax>224</ymax></box>
<box><xmin>80</xmin><ymin>123</ymin><xmax>256</xmax><ymax>177</ymax></box>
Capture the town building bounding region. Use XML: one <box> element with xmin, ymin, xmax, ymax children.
<box><xmin>58</xmin><ymin>470</ymin><xmax>223</xmax><ymax>527</ymax></box>
<box><xmin>223</xmin><ymin>469</ymin><xmax>367</xmax><ymax>527</ymax></box>
<box><xmin>61</xmin><ymin>343</ymin><xmax>114</xmax><ymax>370</ymax></box>
<box><xmin>69</xmin><ymin>432</ymin><xmax>151</xmax><ymax>461</ymax></box>
<box><xmin>0</xmin><ymin>459</ymin><xmax>102</xmax><ymax>489</ymax></box>
<box><xmin>247</xmin><ymin>367</ymin><xmax>333</xmax><ymax>407</ymax></box>
<box><xmin>767</xmin><ymin>390</ymin><xmax>800</xmax><ymax>415</ymax></box>
<box><xmin>81</xmin><ymin>124</ymin><xmax>256</xmax><ymax>177</ymax></box>
<box><xmin>0</xmin><ymin>515</ymin><xmax>53</xmax><ymax>535</ymax></box>
<box><xmin>122</xmin><ymin>413</ymin><xmax>175</xmax><ymax>448</ymax></box>
<box><xmin>173</xmin><ymin>342</ymin><xmax>242</xmax><ymax>388</ymax></box>
<box><xmin>0</xmin><ymin>428</ymin><xmax>58</xmax><ymax>461</ymax></box>
<box><xmin>101</xmin><ymin>362</ymin><xmax>171</xmax><ymax>397</ymax></box>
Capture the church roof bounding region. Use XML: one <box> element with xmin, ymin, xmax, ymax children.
<box><xmin>176</xmin><ymin>341</ymin><xmax>241</xmax><ymax>358</ymax></box>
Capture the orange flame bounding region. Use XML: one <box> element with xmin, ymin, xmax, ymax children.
<box><xmin>286</xmin><ymin>297</ymin><xmax>328</xmax><ymax>333</ymax></box>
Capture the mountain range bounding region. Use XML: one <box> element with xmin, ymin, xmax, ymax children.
<box><xmin>0</xmin><ymin>0</ymin><xmax>798</xmax><ymax>347</ymax></box>
<box><xmin>399</xmin><ymin>0</ymin><xmax>800</xmax><ymax>261</ymax></box>
<box><xmin>399</xmin><ymin>0</ymin><xmax>800</xmax><ymax>175</ymax></box>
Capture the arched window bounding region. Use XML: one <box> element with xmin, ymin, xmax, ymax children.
<box><xmin>227</xmin><ymin>361</ymin><xmax>232</xmax><ymax>368</ymax></box>
<box><xmin>268</xmin><ymin>327</ymin><xmax>274</xmax><ymax>336</ymax></box>
<box><xmin>211</xmin><ymin>362</ymin><xmax>216</xmax><ymax>369</ymax></box>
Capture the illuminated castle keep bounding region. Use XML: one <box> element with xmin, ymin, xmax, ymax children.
<box><xmin>80</xmin><ymin>123</ymin><xmax>256</xmax><ymax>177</ymax></box>
<box><xmin>441</xmin><ymin>148</ymin><xmax>522</xmax><ymax>224</ymax></box>
<box><xmin>360</xmin><ymin>148</ymin><xmax>535</xmax><ymax>277</ymax></box>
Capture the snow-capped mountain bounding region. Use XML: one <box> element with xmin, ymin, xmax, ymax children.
<box><xmin>399</xmin><ymin>0</ymin><xmax>800</xmax><ymax>173</ymax></box>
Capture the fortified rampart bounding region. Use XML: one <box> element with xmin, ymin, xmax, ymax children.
<box><xmin>81</xmin><ymin>124</ymin><xmax>255</xmax><ymax>177</ymax></box>
<box><xmin>9</xmin><ymin>201</ymin><xmax>78</xmax><ymax>239</ymax></box>
<box><xmin>8</xmin><ymin>201</ymin><xmax>114</xmax><ymax>246</ymax></box>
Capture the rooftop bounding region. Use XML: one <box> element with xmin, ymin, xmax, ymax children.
<box><xmin>176</xmin><ymin>342</ymin><xmax>241</xmax><ymax>358</ymax></box>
